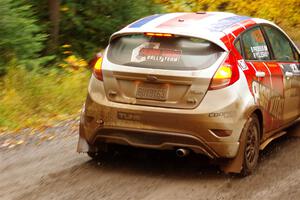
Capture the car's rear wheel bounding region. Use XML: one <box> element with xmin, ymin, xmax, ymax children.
<box><xmin>241</xmin><ymin>115</ymin><xmax>260</xmax><ymax>176</ymax></box>
<box><xmin>87</xmin><ymin>143</ymin><xmax>111</xmax><ymax>160</ymax></box>
<box><xmin>87</xmin><ymin>151</ymin><xmax>100</xmax><ymax>159</ymax></box>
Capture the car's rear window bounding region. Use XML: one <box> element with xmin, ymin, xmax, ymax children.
<box><xmin>107</xmin><ymin>34</ymin><xmax>224</xmax><ymax>70</ymax></box>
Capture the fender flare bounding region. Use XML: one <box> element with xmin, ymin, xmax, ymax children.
<box><xmin>220</xmin><ymin>111</ymin><xmax>260</xmax><ymax>174</ymax></box>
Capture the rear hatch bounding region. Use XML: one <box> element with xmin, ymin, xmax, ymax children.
<box><xmin>102</xmin><ymin>33</ymin><xmax>227</xmax><ymax>109</ymax></box>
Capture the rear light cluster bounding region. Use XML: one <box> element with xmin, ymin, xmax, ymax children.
<box><xmin>208</xmin><ymin>53</ymin><xmax>239</xmax><ymax>90</ymax></box>
<box><xmin>90</xmin><ymin>53</ymin><xmax>103</xmax><ymax>81</ymax></box>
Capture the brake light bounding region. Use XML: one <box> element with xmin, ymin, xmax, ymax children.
<box><xmin>93</xmin><ymin>56</ymin><xmax>103</xmax><ymax>81</ymax></box>
<box><xmin>145</xmin><ymin>32</ymin><xmax>173</xmax><ymax>37</ymax></box>
<box><xmin>208</xmin><ymin>55</ymin><xmax>239</xmax><ymax>90</ymax></box>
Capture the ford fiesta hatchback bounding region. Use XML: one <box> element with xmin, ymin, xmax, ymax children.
<box><xmin>78</xmin><ymin>12</ymin><xmax>300</xmax><ymax>175</ymax></box>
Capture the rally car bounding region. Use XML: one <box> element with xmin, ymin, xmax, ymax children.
<box><xmin>78</xmin><ymin>12</ymin><xmax>300</xmax><ymax>175</ymax></box>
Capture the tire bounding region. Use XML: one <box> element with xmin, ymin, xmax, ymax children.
<box><xmin>87</xmin><ymin>151</ymin><xmax>101</xmax><ymax>159</ymax></box>
<box><xmin>241</xmin><ymin>115</ymin><xmax>260</xmax><ymax>176</ymax></box>
<box><xmin>87</xmin><ymin>143</ymin><xmax>111</xmax><ymax>160</ymax></box>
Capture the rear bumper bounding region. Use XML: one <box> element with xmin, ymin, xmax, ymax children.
<box><xmin>77</xmin><ymin>66</ymin><xmax>258</xmax><ymax>159</ymax></box>
<box><xmin>79</xmin><ymin>89</ymin><xmax>249</xmax><ymax>158</ymax></box>
<box><xmin>79</xmin><ymin>117</ymin><xmax>239</xmax><ymax>158</ymax></box>
<box><xmin>92</xmin><ymin>127</ymin><xmax>235</xmax><ymax>159</ymax></box>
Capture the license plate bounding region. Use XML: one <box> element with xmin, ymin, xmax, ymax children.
<box><xmin>136</xmin><ymin>83</ymin><xmax>168</xmax><ymax>101</ymax></box>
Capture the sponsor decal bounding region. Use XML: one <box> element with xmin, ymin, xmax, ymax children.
<box><xmin>131</xmin><ymin>42</ymin><xmax>181</xmax><ymax>63</ymax></box>
<box><xmin>266</xmin><ymin>63</ymin><xmax>278</xmax><ymax>68</ymax></box>
<box><xmin>290</xmin><ymin>63</ymin><xmax>300</xmax><ymax>73</ymax></box>
<box><xmin>280</xmin><ymin>63</ymin><xmax>300</xmax><ymax>75</ymax></box>
<box><xmin>280</xmin><ymin>63</ymin><xmax>300</xmax><ymax>98</ymax></box>
<box><xmin>139</xmin><ymin>48</ymin><xmax>181</xmax><ymax>62</ymax></box>
<box><xmin>208</xmin><ymin>111</ymin><xmax>236</xmax><ymax>118</ymax></box>
<box><xmin>238</xmin><ymin>59</ymin><xmax>249</xmax><ymax>70</ymax></box>
<box><xmin>117</xmin><ymin>112</ymin><xmax>141</xmax><ymax>121</ymax></box>
<box><xmin>250</xmin><ymin>45</ymin><xmax>269</xmax><ymax>59</ymax></box>
<box><xmin>252</xmin><ymin>81</ymin><xmax>284</xmax><ymax>119</ymax></box>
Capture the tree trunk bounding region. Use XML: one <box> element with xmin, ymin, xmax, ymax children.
<box><xmin>48</xmin><ymin>0</ymin><xmax>60</xmax><ymax>52</ymax></box>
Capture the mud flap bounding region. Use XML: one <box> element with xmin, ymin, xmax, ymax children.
<box><xmin>220</xmin><ymin>117</ymin><xmax>251</xmax><ymax>174</ymax></box>
<box><xmin>77</xmin><ymin>103</ymin><xmax>89</xmax><ymax>153</ymax></box>
<box><xmin>77</xmin><ymin>136</ymin><xmax>89</xmax><ymax>153</ymax></box>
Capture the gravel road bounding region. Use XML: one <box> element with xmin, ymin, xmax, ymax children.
<box><xmin>1</xmin><ymin>120</ymin><xmax>300</xmax><ymax>200</ymax></box>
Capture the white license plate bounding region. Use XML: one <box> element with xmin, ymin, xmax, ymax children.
<box><xmin>136</xmin><ymin>83</ymin><xmax>168</xmax><ymax>101</ymax></box>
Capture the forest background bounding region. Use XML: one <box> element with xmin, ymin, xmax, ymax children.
<box><xmin>0</xmin><ymin>0</ymin><xmax>299</xmax><ymax>130</ymax></box>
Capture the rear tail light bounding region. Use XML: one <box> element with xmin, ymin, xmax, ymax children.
<box><xmin>208</xmin><ymin>54</ymin><xmax>239</xmax><ymax>90</ymax></box>
<box><xmin>91</xmin><ymin>53</ymin><xmax>103</xmax><ymax>81</ymax></box>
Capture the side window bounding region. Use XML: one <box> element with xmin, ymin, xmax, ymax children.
<box><xmin>263</xmin><ymin>25</ymin><xmax>295</xmax><ymax>61</ymax></box>
<box><xmin>234</xmin><ymin>39</ymin><xmax>242</xmax><ymax>56</ymax></box>
<box><xmin>241</xmin><ymin>26</ymin><xmax>271</xmax><ymax>61</ymax></box>
<box><xmin>294</xmin><ymin>49</ymin><xmax>300</xmax><ymax>61</ymax></box>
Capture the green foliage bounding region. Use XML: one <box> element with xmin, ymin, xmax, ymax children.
<box><xmin>156</xmin><ymin>0</ymin><xmax>300</xmax><ymax>41</ymax></box>
<box><xmin>0</xmin><ymin>0</ymin><xmax>47</xmax><ymax>75</ymax></box>
<box><xmin>0</xmin><ymin>66</ymin><xmax>90</xmax><ymax>130</ymax></box>
<box><xmin>1</xmin><ymin>0</ymin><xmax>298</xmax><ymax>132</ymax></box>
<box><xmin>60</xmin><ymin>0</ymin><xmax>161</xmax><ymax>58</ymax></box>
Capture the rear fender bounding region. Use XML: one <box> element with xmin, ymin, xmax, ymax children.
<box><xmin>220</xmin><ymin>114</ymin><xmax>252</xmax><ymax>174</ymax></box>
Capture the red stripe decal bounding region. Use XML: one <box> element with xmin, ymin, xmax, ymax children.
<box><xmin>240</xmin><ymin>19</ymin><xmax>256</xmax><ymax>29</ymax></box>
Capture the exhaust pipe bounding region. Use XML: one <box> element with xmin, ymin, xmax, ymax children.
<box><xmin>176</xmin><ymin>148</ymin><xmax>190</xmax><ymax>157</ymax></box>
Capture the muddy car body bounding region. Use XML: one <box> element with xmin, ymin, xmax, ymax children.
<box><xmin>78</xmin><ymin>12</ymin><xmax>300</xmax><ymax>175</ymax></box>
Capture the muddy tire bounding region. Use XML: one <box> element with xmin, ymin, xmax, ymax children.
<box><xmin>87</xmin><ymin>151</ymin><xmax>101</xmax><ymax>159</ymax></box>
<box><xmin>87</xmin><ymin>143</ymin><xmax>111</xmax><ymax>160</ymax></box>
<box><xmin>241</xmin><ymin>115</ymin><xmax>260</xmax><ymax>176</ymax></box>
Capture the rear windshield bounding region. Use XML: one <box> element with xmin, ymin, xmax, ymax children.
<box><xmin>107</xmin><ymin>34</ymin><xmax>224</xmax><ymax>70</ymax></box>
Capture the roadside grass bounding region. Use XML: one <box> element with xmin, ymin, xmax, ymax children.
<box><xmin>0</xmin><ymin>66</ymin><xmax>90</xmax><ymax>131</ymax></box>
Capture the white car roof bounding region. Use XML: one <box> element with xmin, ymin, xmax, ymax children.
<box><xmin>111</xmin><ymin>12</ymin><xmax>272</xmax><ymax>51</ymax></box>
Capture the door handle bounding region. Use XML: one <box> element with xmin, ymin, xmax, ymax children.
<box><xmin>285</xmin><ymin>71</ymin><xmax>294</xmax><ymax>78</ymax></box>
<box><xmin>255</xmin><ymin>71</ymin><xmax>265</xmax><ymax>78</ymax></box>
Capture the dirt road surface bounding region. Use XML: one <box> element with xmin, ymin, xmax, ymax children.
<box><xmin>1</xmin><ymin>120</ymin><xmax>300</xmax><ymax>200</ymax></box>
